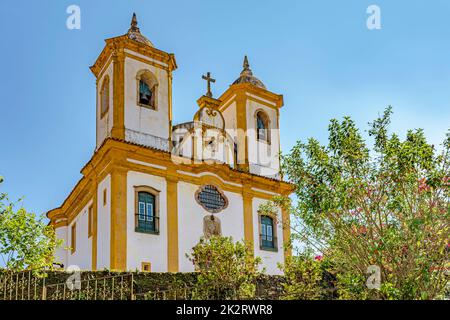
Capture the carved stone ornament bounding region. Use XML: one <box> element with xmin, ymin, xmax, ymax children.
<box><xmin>203</xmin><ymin>215</ymin><xmax>222</xmax><ymax>239</ymax></box>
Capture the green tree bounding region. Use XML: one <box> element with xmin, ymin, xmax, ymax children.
<box><xmin>187</xmin><ymin>236</ymin><xmax>262</xmax><ymax>299</ymax></box>
<box><xmin>0</xmin><ymin>177</ymin><xmax>62</xmax><ymax>271</ymax></box>
<box><xmin>281</xmin><ymin>107</ymin><xmax>449</xmax><ymax>299</ymax></box>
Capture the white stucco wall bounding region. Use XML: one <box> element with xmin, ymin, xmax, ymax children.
<box><xmin>252</xmin><ymin>197</ymin><xmax>284</xmax><ymax>275</ymax></box>
<box><xmin>124</xmin><ymin>50</ymin><xmax>169</xmax><ymax>141</ymax></box>
<box><xmin>96</xmin><ymin>60</ymin><xmax>114</xmax><ymax>149</ymax></box>
<box><xmin>67</xmin><ymin>200</ymin><xmax>93</xmax><ymax>270</ymax></box>
<box><xmin>177</xmin><ymin>180</ymin><xmax>245</xmax><ymax>272</ymax></box>
<box><xmin>96</xmin><ymin>175</ymin><xmax>111</xmax><ymax>270</ymax></box>
<box><xmin>126</xmin><ymin>171</ymin><xmax>168</xmax><ymax>272</ymax></box>
<box><xmin>54</xmin><ymin>226</ymin><xmax>68</xmax><ymax>267</ymax></box>
<box><xmin>222</xmin><ymin>102</ymin><xmax>237</xmax><ymax>139</ymax></box>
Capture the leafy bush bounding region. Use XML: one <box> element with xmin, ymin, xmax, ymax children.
<box><xmin>0</xmin><ymin>177</ymin><xmax>62</xmax><ymax>271</ymax></box>
<box><xmin>187</xmin><ymin>236</ymin><xmax>262</xmax><ymax>299</ymax></box>
<box><xmin>279</xmin><ymin>254</ymin><xmax>327</xmax><ymax>300</ymax></box>
<box><xmin>282</xmin><ymin>107</ymin><xmax>450</xmax><ymax>299</ymax></box>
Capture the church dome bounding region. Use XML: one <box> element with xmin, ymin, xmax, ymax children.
<box><xmin>126</xmin><ymin>13</ymin><xmax>153</xmax><ymax>46</ymax></box>
<box><xmin>232</xmin><ymin>56</ymin><xmax>266</xmax><ymax>89</ymax></box>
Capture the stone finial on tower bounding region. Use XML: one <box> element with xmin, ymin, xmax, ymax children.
<box><xmin>130</xmin><ymin>13</ymin><xmax>139</xmax><ymax>31</ymax></box>
<box><xmin>232</xmin><ymin>55</ymin><xmax>266</xmax><ymax>89</ymax></box>
<box><xmin>243</xmin><ymin>55</ymin><xmax>250</xmax><ymax>71</ymax></box>
<box><xmin>126</xmin><ymin>13</ymin><xmax>153</xmax><ymax>46</ymax></box>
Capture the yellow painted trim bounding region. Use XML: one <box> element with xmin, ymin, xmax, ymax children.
<box><xmin>243</xmin><ymin>192</ymin><xmax>254</xmax><ymax>251</ymax></box>
<box><xmin>218</xmin><ymin>83</ymin><xmax>283</xmax><ymax>112</ymax></box>
<box><xmin>246</xmin><ymin>95</ymin><xmax>279</xmax><ymax>111</ymax></box>
<box><xmin>110</xmin><ymin>168</ymin><xmax>128</xmax><ymax>270</ymax></box>
<box><xmin>91</xmin><ymin>185</ymin><xmax>98</xmax><ymax>270</ymax></box>
<box><xmin>88</xmin><ymin>205</ymin><xmax>93</xmax><ymax>238</ymax></box>
<box><xmin>166</xmin><ymin>176</ymin><xmax>179</xmax><ymax>272</ymax></box>
<box><xmin>235</xmin><ymin>95</ymin><xmax>249</xmax><ymax>171</ymax></box>
<box><xmin>53</xmin><ymin>220</ymin><xmax>68</xmax><ymax>229</ymax></box>
<box><xmin>125</xmin><ymin>52</ymin><xmax>169</xmax><ymax>72</ymax></box>
<box><xmin>47</xmin><ymin>139</ymin><xmax>295</xmax><ymax>245</ymax></box>
<box><xmin>96</xmin><ymin>55</ymin><xmax>113</xmax><ymax>85</ymax></box>
<box><xmin>90</xmin><ymin>37</ymin><xmax>177</xmax><ymax>78</ymax></box>
<box><xmin>168</xmin><ymin>71</ymin><xmax>173</xmax><ymax>147</ymax></box>
<box><xmin>111</xmin><ymin>50</ymin><xmax>125</xmax><ymax>140</ymax></box>
<box><xmin>99</xmin><ymin>75</ymin><xmax>110</xmax><ymax>119</ymax></box>
<box><xmin>71</xmin><ymin>223</ymin><xmax>76</xmax><ymax>254</ymax></box>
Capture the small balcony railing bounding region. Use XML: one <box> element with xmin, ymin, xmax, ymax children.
<box><xmin>125</xmin><ymin>129</ymin><xmax>169</xmax><ymax>151</ymax></box>
<box><xmin>259</xmin><ymin>234</ymin><xmax>278</xmax><ymax>252</ymax></box>
<box><xmin>135</xmin><ymin>215</ymin><xmax>159</xmax><ymax>235</ymax></box>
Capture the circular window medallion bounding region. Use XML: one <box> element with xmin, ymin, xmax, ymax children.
<box><xmin>195</xmin><ymin>185</ymin><xmax>228</xmax><ymax>213</ymax></box>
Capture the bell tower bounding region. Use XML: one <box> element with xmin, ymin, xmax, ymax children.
<box><xmin>218</xmin><ymin>56</ymin><xmax>283</xmax><ymax>179</ymax></box>
<box><xmin>90</xmin><ymin>13</ymin><xmax>177</xmax><ymax>150</ymax></box>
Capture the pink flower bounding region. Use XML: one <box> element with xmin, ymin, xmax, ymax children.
<box><xmin>359</xmin><ymin>226</ymin><xmax>367</xmax><ymax>235</ymax></box>
<box><xmin>418</xmin><ymin>178</ymin><xmax>430</xmax><ymax>193</ymax></box>
<box><xmin>314</xmin><ymin>255</ymin><xmax>323</xmax><ymax>261</ymax></box>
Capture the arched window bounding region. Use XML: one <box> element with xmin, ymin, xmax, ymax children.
<box><xmin>260</xmin><ymin>215</ymin><xmax>276</xmax><ymax>250</ymax></box>
<box><xmin>135</xmin><ymin>188</ymin><xmax>159</xmax><ymax>234</ymax></box>
<box><xmin>100</xmin><ymin>76</ymin><xmax>109</xmax><ymax>118</ymax></box>
<box><xmin>256</xmin><ymin>111</ymin><xmax>270</xmax><ymax>143</ymax></box>
<box><xmin>137</xmin><ymin>70</ymin><xmax>158</xmax><ymax>109</ymax></box>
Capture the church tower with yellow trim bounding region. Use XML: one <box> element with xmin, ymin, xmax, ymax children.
<box><xmin>47</xmin><ymin>14</ymin><xmax>293</xmax><ymax>275</ymax></box>
<box><xmin>91</xmin><ymin>13</ymin><xmax>177</xmax><ymax>151</ymax></box>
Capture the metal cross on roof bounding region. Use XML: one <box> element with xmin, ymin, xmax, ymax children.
<box><xmin>202</xmin><ymin>72</ymin><xmax>216</xmax><ymax>98</ymax></box>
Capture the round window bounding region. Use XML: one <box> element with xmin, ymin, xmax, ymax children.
<box><xmin>195</xmin><ymin>185</ymin><xmax>228</xmax><ymax>213</ymax></box>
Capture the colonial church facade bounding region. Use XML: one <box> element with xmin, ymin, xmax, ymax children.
<box><xmin>47</xmin><ymin>14</ymin><xmax>293</xmax><ymax>275</ymax></box>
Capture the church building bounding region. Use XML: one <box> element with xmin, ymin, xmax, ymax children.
<box><xmin>47</xmin><ymin>14</ymin><xmax>294</xmax><ymax>275</ymax></box>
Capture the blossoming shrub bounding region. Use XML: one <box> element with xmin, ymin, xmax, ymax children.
<box><xmin>187</xmin><ymin>236</ymin><xmax>262</xmax><ymax>299</ymax></box>
<box><xmin>279</xmin><ymin>253</ymin><xmax>335</xmax><ymax>300</ymax></box>
<box><xmin>282</xmin><ymin>107</ymin><xmax>449</xmax><ymax>299</ymax></box>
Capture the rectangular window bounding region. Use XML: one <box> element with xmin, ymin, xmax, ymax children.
<box><xmin>135</xmin><ymin>189</ymin><xmax>159</xmax><ymax>234</ymax></box>
<box><xmin>260</xmin><ymin>216</ymin><xmax>276</xmax><ymax>251</ymax></box>
<box><xmin>141</xmin><ymin>262</ymin><xmax>151</xmax><ymax>272</ymax></box>
<box><xmin>71</xmin><ymin>223</ymin><xmax>76</xmax><ymax>254</ymax></box>
<box><xmin>103</xmin><ymin>188</ymin><xmax>107</xmax><ymax>206</ymax></box>
<box><xmin>88</xmin><ymin>206</ymin><xmax>93</xmax><ymax>238</ymax></box>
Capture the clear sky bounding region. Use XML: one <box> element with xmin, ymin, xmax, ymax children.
<box><xmin>0</xmin><ymin>0</ymin><xmax>449</xmax><ymax>219</ymax></box>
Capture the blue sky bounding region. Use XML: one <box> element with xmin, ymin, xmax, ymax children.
<box><xmin>0</xmin><ymin>0</ymin><xmax>449</xmax><ymax>218</ymax></box>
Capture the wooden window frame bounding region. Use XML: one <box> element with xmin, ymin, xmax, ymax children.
<box><xmin>134</xmin><ymin>186</ymin><xmax>160</xmax><ymax>235</ymax></box>
<box><xmin>71</xmin><ymin>223</ymin><xmax>77</xmax><ymax>254</ymax></box>
<box><xmin>99</xmin><ymin>75</ymin><xmax>110</xmax><ymax>119</ymax></box>
<box><xmin>88</xmin><ymin>205</ymin><xmax>93</xmax><ymax>238</ymax></box>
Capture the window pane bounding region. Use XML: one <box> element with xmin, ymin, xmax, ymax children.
<box><xmin>267</xmin><ymin>225</ymin><xmax>273</xmax><ymax>241</ymax></box>
<box><xmin>261</xmin><ymin>224</ymin><xmax>267</xmax><ymax>237</ymax></box>
<box><xmin>146</xmin><ymin>203</ymin><xmax>154</xmax><ymax>221</ymax></box>
<box><xmin>138</xmin><ymin>202</ymin><xmax>145</xmax><ymax>220</ymax></box>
